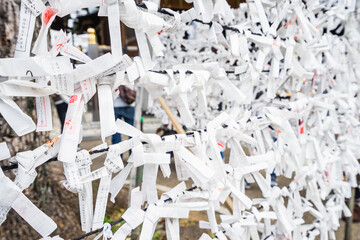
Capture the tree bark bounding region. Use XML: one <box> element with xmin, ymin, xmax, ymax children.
<box><xmin>0</xmin><ymin>0</ymin><xmax>18</xmax><ymax>58</ymax></box>
<box><xmin>0</xmin><ymin>0</ymin><xmax>48</xmax><ymax>153</ymax></box>
<box><xmin>0</xmin><ymin>1</ymin><xmax>82</xmax><ymax>239</ymax></box>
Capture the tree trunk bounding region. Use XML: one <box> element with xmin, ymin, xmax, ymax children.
<box><xmin>0</xmin><ymin>0</ymin><xmax>48</xmax><ymax>153</ymax></box>
<box><xmin>0</xmin><ymin>1</ymin><xmax>82</xmax><ymax>239</ymax></box>
<box><xmin>0</xmin><ymin>0</ymin><xmax>19</xmax><ymax>58</ymax></box>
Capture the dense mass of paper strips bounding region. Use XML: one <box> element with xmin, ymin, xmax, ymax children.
<box><xmin>0</xmin><ymin>0</ymin><xmax>360</xmax><ymax>239</ymax></box>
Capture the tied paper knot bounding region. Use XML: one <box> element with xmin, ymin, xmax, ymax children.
<box><xmin>94</xmin><ymin>223</ymin><xmax>113</xmax><ymax>240</ymax></box>
<box><xmin>43</xmin><ymin>7</ymin><xmax>58</xmax><ymax>25</ymax></box>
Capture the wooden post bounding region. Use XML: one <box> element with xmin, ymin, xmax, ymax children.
<box><xmin>157</xmin><ymin>96</ymin><xmax>185</xmax><ymax>134</ymax></box>
<box><xmin>128</xmin><ymin>87</ymin><xmax>144</xmax><ymax>206</ymax></box>
<box><xmin>130</xmin><ymin>87</ymin><xmax>144</xmax><ymax>240</ymax></box>
<box><xmin>157</xmin><ymin>97</ymin><xmax>234</xmax><ymax>212</ymax></box>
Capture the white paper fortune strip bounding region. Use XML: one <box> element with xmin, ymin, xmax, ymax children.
<box><xmin>0</xmin><ymin>0</ymin><xmax>359</xmax><ymax>239</ymax></box>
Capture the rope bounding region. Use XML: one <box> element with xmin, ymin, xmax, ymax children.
<box><xmin>1</xmin><ymin>147</ymin><xmax>110</xmax><ymax>172</ymax></box>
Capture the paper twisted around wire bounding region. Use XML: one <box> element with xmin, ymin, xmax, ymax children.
<box><xmin>0</xmin><ymin>0</ymin><xmax>360</xmax><ymax>239</ymax></box>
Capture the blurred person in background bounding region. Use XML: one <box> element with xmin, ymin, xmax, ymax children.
<box><xmin>53</xmin><ymin>94</ymin><xmax>69</xmax><ymax>132</ymax></box>
<box><xmin>112</xmin><ymin>85</ymin><xmax>136</xmax><ymax>144</ymax></box>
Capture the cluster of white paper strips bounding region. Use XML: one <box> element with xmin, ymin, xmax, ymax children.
<box><xmin>0</xmin><ymin>0</ymin><xmax>360</xmax><ymax>239</ymax></box>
